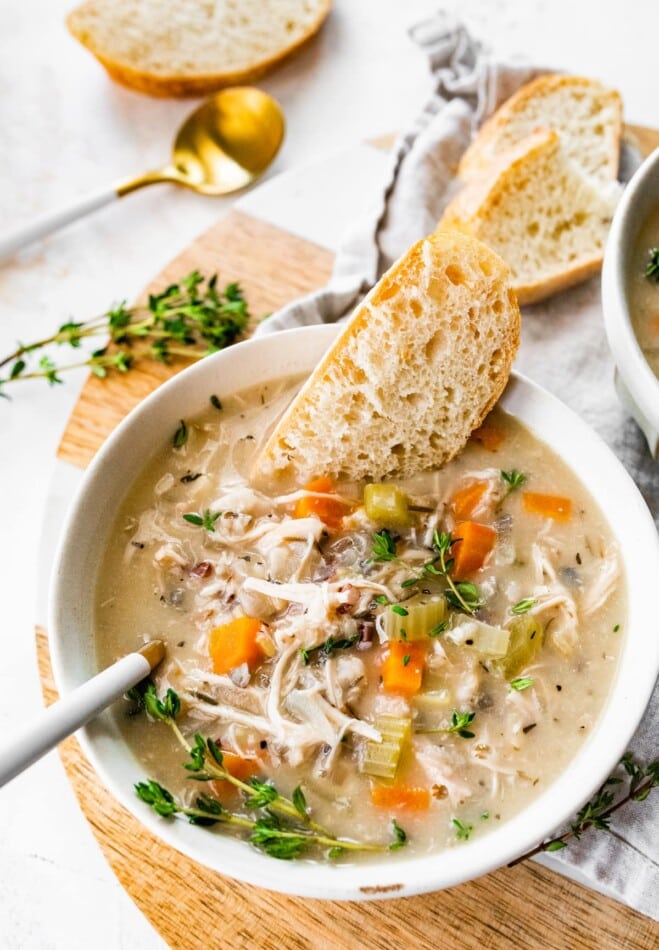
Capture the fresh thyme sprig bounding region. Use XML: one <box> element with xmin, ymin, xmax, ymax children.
<box><xmin>508</xmin><ymin>752</ymin><xmax>659</xmax><ymax>867</ymax></box>
<box><xmin>645</xmin><ymin>247</ymin><xmax>659</xmax><ymax>280</ymax></box>
<box><xmin>501</xmin><ymin>469</ymin><xmax>527</xmax><ymax>493</ymax></box>
<box><xmin>0</xmin><ymin>271</ymin><xmax>249</xmax><ymax>397</ymax></box>
<box><xmin>133</xmin><ymin>682</ymin><xmax>406</xmax><ymax>859</ymax></box>
<box><xmin>369</xmin><ymin>529</ymin><xmax>483</xmax><ymax>616</ymax></box>
<box><xmin>140</xmin><ymin>683</ymin><xmax>326</xmax><ymax>832</ymax></box>
<box><xmin>135</xmin><ymin>781</ymin><xmax>385</xmax><ymax>860</ymax></box>
<box><xmin>299</xmin><ymin>634</ymin><xmax>359</xmax><ymax>666</ymax></box>
<box><xmin>496</xmin><ymin>469</ymin><xmax>527</xmax><ymax>512</ymax></box>
<box><xmin>432</xmin><ymin>530</ymin><xmax>484</xmax><ymax>614</ymax></box>
<box><xmin>416</xmin><ymin>709</ymin><xmax>476</xmax><ymax>739</ymax></box>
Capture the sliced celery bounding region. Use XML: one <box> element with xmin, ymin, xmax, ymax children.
<box><xmin>382</xmin><ymin>593</ymin><xmax>448</xmax><ymax>641</ymax></box>
<box><xmin>449</xmin><ymin>619</ymin><xmax>510</xmax><ymax>657</ymax></box>
<box><xmin>364</xmin><ymin>483</ymin><xmax>411</xmax><ymax>528</ymax></box>
<box><xmin>413</xmin><ymin>689</ymin><xmax>452</xmax><ymax>732</ymax></box>
<box><xmin>495</xmin><ymin>615</ymin><xmax>544</xmax><ymax>677</ymax></box>
<box><xmin>361</xmin><ymin>714</ymin><xmax>411</xmax><ymax>780</ymax></box>
<box><xmin>413</xmin><ymin>689</ymin><xmax>450</xmax><ymax>711</ymax></box>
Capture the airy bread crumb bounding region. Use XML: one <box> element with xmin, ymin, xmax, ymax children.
<box><xmin>254</xmin><ymin>231</ymin><xmax>520</xmax><ymax>486</ymax></box>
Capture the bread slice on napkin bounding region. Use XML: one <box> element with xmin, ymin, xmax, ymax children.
<box><xmin>67</xmin><ymin>0</ymin><xmax>332</xmax><ymax>97</ymax></box>
<box><xmin>439</xmin><ymin>129</ymin><xmax>619</xmax><ymax>306</ymax></box>
<box><xmin>458</xmin><ymin>74</ymin><xmax>622</xmax><ymax>185</ymax></box>
<box><xmin>254</xmin><ymin>230</ymin><xmax>520</xmax><ymax>486</ymax></box>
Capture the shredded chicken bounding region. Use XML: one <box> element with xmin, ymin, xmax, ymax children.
<box><xmin>108</xmin><ymin>388</ymin><xmax>624</xmax><ymax>850</ymax></box>
<box><xmin>580</xmin><ymin>544</ymin><xmax>620</xmax><ymax>616</ymax></box>
<box><xmin>414</xmin><ymin>738</ymin><xmax>474</xmax><ymax>805</ymax></box>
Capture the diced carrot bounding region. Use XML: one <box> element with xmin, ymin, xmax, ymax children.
<box><xmin>471</xmin><ymin>417</ymin><xmax>505</xmax><ymax>451</ymax></box>
<box><xmin>294</xmin><ymin>476</ymin><xmax>349</xmax><ymax>530</ymax></box>
<box><xmin>208</xmin><ymin>752</ymin><xmax>259</xmax><ymax>792</ymax></box>
<box><xmin>522</xmin><ymin>492</ymin><xmax>572</xmax><ymax>522</ymax></box>
<box><xmin>451</xmin><ymin>521</ymin><xmax>497</xmax><ymax>577</ymax></box>
<box><xmin>652</xmin><ymin>312</ymin><xmax>659</xmax><ymax>334</ymax></box>
<box><xmin>451</xmin><ymin>481</ymin><xmax>488</xmax><ymax>520</ymax></box>
<box><xmin>209</xmin><ymin>615</ymin><xmax>265</xmax><ymax>675</ymax></box>
<box><xmin>381</xmin><ymin>641</ymin><xmax>426</xmax><ymax>696</ymax></box>
<box><xmin>370</xmin><ymin>784</ymin><xmax>431</xmax><ymax>811</ymax></box>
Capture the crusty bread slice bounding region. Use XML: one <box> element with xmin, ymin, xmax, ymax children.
<box><xmin>440</xmin><ymin>129</ymin><xmax>620</xmax><ymax>306</ymax></box>
<box><xmin>254</xmin><ymin>231</ymin><xmax>520</xmax><ymax>486</ymax></box>
<box><xmin>67</xmin><ymin>0</ymin><xmax>332</xmax><ymax>97</ymax></box>
<box><xmin>458</xmin><ymin>74</ymin><xmax>622</xmax><ymax>184</ymax></box>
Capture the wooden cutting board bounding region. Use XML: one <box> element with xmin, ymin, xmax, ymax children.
<box><xmin>39</xmin><ymin>126</ymin><xmax>659</xmax><ymax>949</ymax></box>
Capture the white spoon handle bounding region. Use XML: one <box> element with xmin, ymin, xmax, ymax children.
<box><xmin>0</xmin><ymin>652</ymin><xmax>150</xmax><ymax>788</ymax></box>
<box><xmin>0</xmin><ymin>185</ymin><xmax>119</xmax><ymax>263</ymax></box>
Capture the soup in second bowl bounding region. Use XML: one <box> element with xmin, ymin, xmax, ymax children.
<box><xmin>94</xmin><ymin>376</ymin><xmax>624</xmax><ymax>862</ymax></box>
<box><xmin>627</xmin><ymin>205</ymin><xmax>659</xmax><ymax>378</ymax></box>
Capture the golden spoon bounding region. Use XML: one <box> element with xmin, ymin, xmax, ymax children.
<box><xmin>0</xmin><ymin>87</ymin><xmax>285</xmax><ymax>263</ymax></box>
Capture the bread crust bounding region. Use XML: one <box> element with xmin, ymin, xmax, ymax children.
<box><xmin>458</xmin><ymin>74</ymin><xmax>622</xmax><ymax>183</ymax></box>
<box><xmin>255</xmin><ymin>230</ymin><xmax>521</xmax><ymax>485</ymax></box>
<box><xmin>66</xmin><ymin>0</ymin><xmax>332</xmax><ymax>97</ymax></box>
<box><xmin>513</xmin><ymin>254</ymin><xmax>603</xmax><ymax>306</ymax></box>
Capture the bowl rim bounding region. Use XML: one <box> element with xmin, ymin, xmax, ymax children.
<box><xmin>48</xmin><ymin>324</ymin><xmax>659</xmax><ymax>901</ymax></box>
<box><xmin>602</xmin><ymin>146</ymin><xmax>659</xmax><ymax>443</ymax></box>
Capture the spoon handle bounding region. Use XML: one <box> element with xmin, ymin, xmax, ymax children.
<box><xmin>0</xmin><ymin>650</ymin><xmax>150</xmax><ymax>788</ymax></box>
<box><xmin>0</xmin><ymin>185</ymin><xmax>122</xmax><ymax>263</ymax></box>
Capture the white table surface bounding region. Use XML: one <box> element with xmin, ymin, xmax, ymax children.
<box><xmin>1</xmin><ymin>1</ymin><xmax>657</xmax><ymax>947</ymax></box>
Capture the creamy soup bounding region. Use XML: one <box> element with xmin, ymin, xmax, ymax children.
<box><xmin>95</xmin><ymin>377</ymin><xmax>624</xmax><ymax>862</ymax></box>
<box><xmin>627</xmin><ymin>206</ymin><xmax>659</xmax><ymax>378</ymax></box>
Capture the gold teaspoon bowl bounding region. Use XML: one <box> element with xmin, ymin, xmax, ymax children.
<box><xmin>0</xmin><ymin>87</ymin><xmax>285</xmax><ymax>263</ymax></box>
<box><xmin>118</xmin><ymin>87</ymin><xmax>286</xmax><ymax>196</ymax></box>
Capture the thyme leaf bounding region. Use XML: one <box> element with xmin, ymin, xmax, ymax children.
<box><xmin>173</xmin><ymin>419</ymin><xmax>188</xmax><ymax>448</ymax></box>
<box><xmin>447</xmin><ymin>709</ymin><xmax>476</xmax><ymax>738</ymax></box>
<box><xmin>645</xmin><ymin>247</ymin><xmax>659</xmax><ymax>280</ymax></box>
<box><xmin>250</xmin><ymin>817</ymin><xmax>308</xmax><ymax>860</ymax></box>
<box><xmin>429</xmin><ymin>620</ymin><xmax>450</xmax><ymax>638</ymax></box>
<box><xmin>511</xmin><ymin>598</ymin><xmax>536</xmax><ymax>615</ymax></box>
<box><xmin>135</xmin><ymin>779</ymin><xmax>179</xmax><ymax>817</ymax></box>
<box><xmin>501</xmin><ymin>469</ymin><xmax>527</xmax><ymax>493</ymax></box>
<box><xmin>299</xmin><ymin>634</ymin><xmax>359</xmax><ymax>665</ymax></box>
<box><xmin>245</xmin><ymin>779</ymin><xmax>279</xmax><ymax>809</ymax></box>
<box><xmin>510</xmin><ymin>677</ymin><xmax>535</xmax><ymax>692</ymax></box>
<box><xmin>143</xmin><ymin>683</ymin><xmax>181</xmax><ymax>721</ymax></box>
<box><xmin>183</xmin><ymin>509</ymin><xmax>222</xmax><ymax>532</ymax></box>
<box><xmin>370</xmin><ymin>529</ymin><xmax>398</xmax><ymax>562</ymax></box>
<box><xmin>389</xmin><ymin>819</ymin><xmax>408</xmax><ymax>851</ymax></box>
<box><xmin>452</xmin><ymin>817</ymin><xmax>473</xmax><ymax>841</ymax></box>
<box><xmin>416</xmin><ymin>709</ymin><xmax>476</xmax><ymax>739</ymax></box>
<box><xmin>292</xmin><ymin>786</ymin><xmax>308</xmax><ymax>818</ymax></box>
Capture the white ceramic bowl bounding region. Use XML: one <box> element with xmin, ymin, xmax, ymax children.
<box><xmin>49</xmin><ymin>325</ymin><xmax>659</xmax><ymax>900</ymax></box>
<box><xmin>602</xmin><ymin>147</ymin><xmax>659</xmax><ymax>457</ymax></box>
